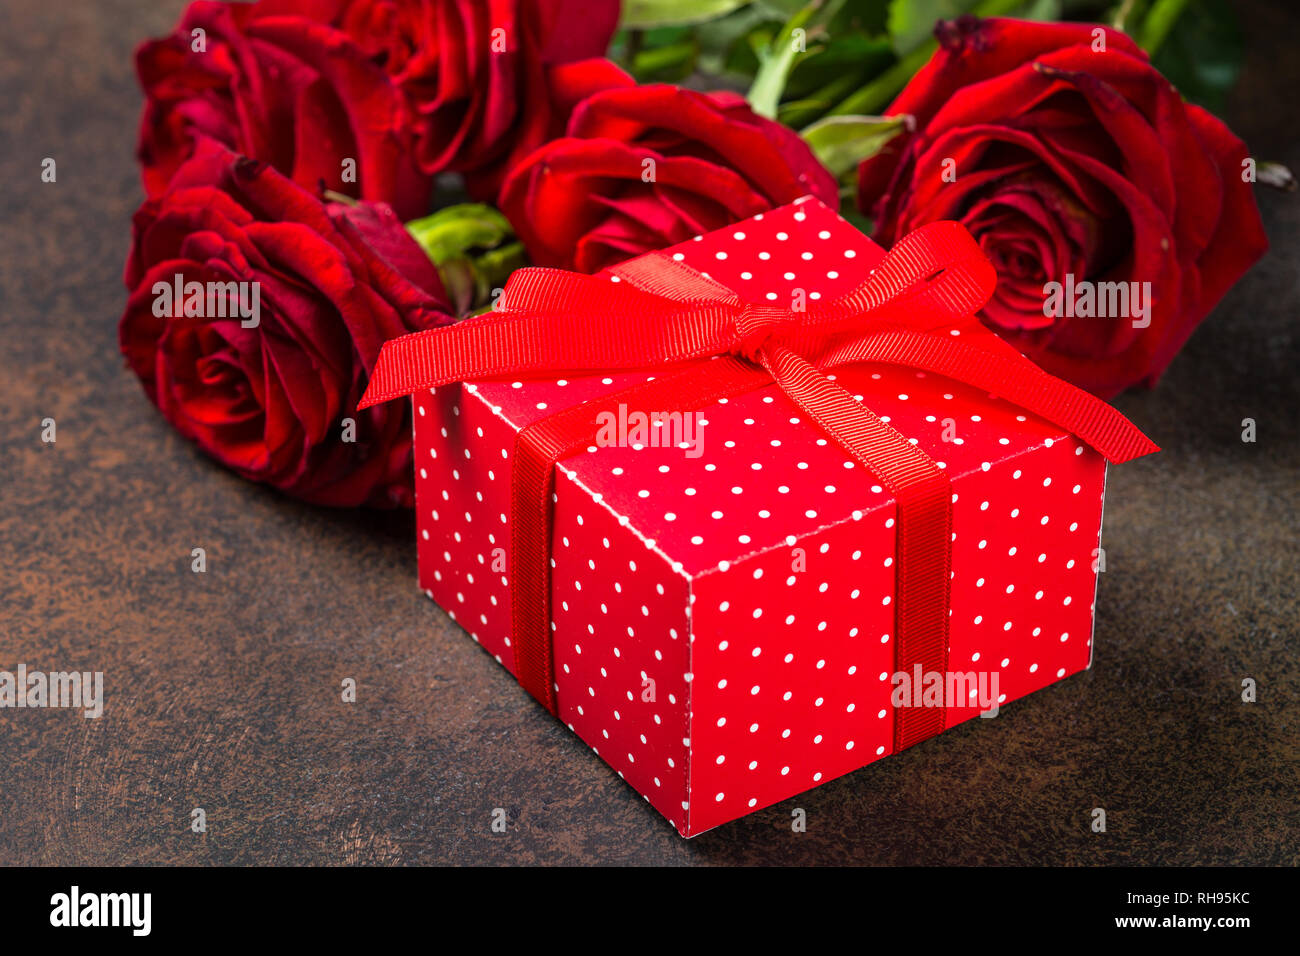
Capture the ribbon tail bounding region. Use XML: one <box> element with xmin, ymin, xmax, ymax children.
<box><xmin>761</xmin><ymin>345</ymin><xmax>953</xmax><ymax>752</ymax></box>
<box><xmin>509</xmin><ymin>357</ymin><xmax>770</xmax><ymax>713</ymax></box>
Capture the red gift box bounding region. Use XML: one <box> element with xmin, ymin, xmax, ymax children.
<box><xmin>367</xmin><ymin>197</ymin><xmax>1155</xmax><ymax>836</ymax></box>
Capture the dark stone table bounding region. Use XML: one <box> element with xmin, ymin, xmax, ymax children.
<box><xmin>1</xmin><ymin>0</ymin><xmax>1295</xmax><ymax>865</ymax></box>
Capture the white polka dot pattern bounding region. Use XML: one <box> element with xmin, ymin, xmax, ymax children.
<box><xmin>409</xmin><ymin>198</ymin><xmax>1108</xmax><ymax>837</ymax></box>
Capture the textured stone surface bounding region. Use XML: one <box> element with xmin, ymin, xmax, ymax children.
<box><xmin>0</xmin><ymin>0</ymin><xmax>1295</xmax><ymax>865</ymax></box>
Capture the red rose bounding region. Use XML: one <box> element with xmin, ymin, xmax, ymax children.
<box><xmin>335</xmin><ymin>0</ymin><xmax>627</xmax><ymax>197</ymax></box>
<box><xmin>856</xmin><ymin>17</ymin><xmax>1268</xmax><ymax>397</ymax></box>
<box><xmin>136</xmin><ymin>0</ymin><xmax>432</xmax><ymax>220</ymax></box>
<box><xmin>120</xmin><ymin>137</ymin><xmax>454</xmax><ymax>507</ymax></box>
<box><xmin>500</xmin><ymin>84</ymin><xmax>842</xmax><ymax>273</ymax></box>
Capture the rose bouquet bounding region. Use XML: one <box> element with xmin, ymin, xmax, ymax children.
<box><xmin>123</xmin><ymin>0</ymin><xmax>1279</xmax><ymax>505</ymax></box>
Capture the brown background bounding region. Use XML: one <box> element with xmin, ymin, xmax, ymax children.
<box><xmin>1</xmin><ymin>0</ymin><xmax>1296</xmax><ymax>865</ymax></box>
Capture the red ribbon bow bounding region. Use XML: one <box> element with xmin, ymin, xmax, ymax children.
<box><xmin>361</xmin><ymin>219</ymin><xmax>1158</xmax><ymax>753</ymax></box>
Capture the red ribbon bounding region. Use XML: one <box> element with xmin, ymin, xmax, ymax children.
<box><xmin>360</xmin><ymin>220</ymin><xmax>1158</xmax><ymax>754</ymax></box>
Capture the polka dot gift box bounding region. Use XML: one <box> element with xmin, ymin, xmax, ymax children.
<box><xmin>360</xmin><ymin>197</ymin><xmax>1158</xmax><ymax>837</ymax></box>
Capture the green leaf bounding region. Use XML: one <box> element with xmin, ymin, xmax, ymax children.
<box><xmin>610</xmin><ymin>25</ymin><xmax>696</xmax><ymax>71</ymax></box>
<box><xmin>831</xmin><ymin>0</ymin><xmax>1047</xmax><ymax>116</ymax></box>
<box><xmin>406</xmin><ymin>205</ymin><xmax>513</xmax><ymax>264</ymax></box>
<box><xmin>1136</xmin><ymin>0</ymin><xmax>1191</xmax><ymax>54</ymax></box>
<box><xmin>406</xmin><ymin>205</ymin><xmax>524</xmax><ymax>316</ymax></box>
<box><xmin>717</xmin><ymin>23</ymin><xmax>776</xmax><ymax>76</ymax></box>
<box><xmin>753</xmin><ymin>0</ymin><xmax>811</xmax><ymax>17</ymax></box>
<box><xmin>631</xmin><ymin>38</ymin><xmax>700</xmax><ymax>81</ymax></box>
<box><xmin>774</xmin><ymin>28</ymin><xmax>893</xmax><ymax>125</ymax></box>
<box><xmin>801</xmin><ymin>114</ymin><xmax>910</xmax><ymax>181</ymax></box>
<box><xmin>783</xmin><ymin>30</ymin><xmax>893</xmax><ymax>99</ymax></box>
<box><xmin>1017</xmin><ymin>0</ymin><xmax>1063</xmax><ymax>18</ymax></box>
<box><xmin>622</xmin><ymin>0</ymin><xmax>754</xmax><ymax>29</ymax></box>
<box><xmin>828</xmin><ymin>44</ymin><xmax>929</xmax><ymax>116</ymax></box>
<box><xmin>695</xmin><ymin>5</ymin><xmax>776</xmax><ymax>77</ymax></box>
<box><xmin>830</xmin><ymin>0</ymin><xmax>893</xmax><ymax>33</ymax></box>
<box><xmin>746</xmin><ymin>0</ymin><xmax>848</xmax><ymax>118</ymax></box>
<box><xmin>1110</xmin><ymin>0</ymin><xmax>1151</xmax><ymax>35</ymax></box>
<box><xmin>1147</xmin><ymin>0</ymin><xmax>1242</xmax><ymax>112</ymax></box>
